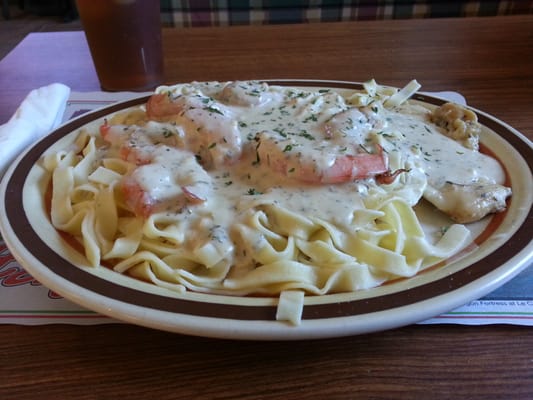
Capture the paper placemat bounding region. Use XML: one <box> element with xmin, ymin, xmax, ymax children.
<box><xmin>1</xmin><ymin>89</ymin><xmax>531</xmax><ymax>326</ymax></box>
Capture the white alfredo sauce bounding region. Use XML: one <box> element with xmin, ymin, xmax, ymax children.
<box><xmin>107</xmin><ymin>81</ymin><xmax>508</xmax><ymax>264</ymax></box>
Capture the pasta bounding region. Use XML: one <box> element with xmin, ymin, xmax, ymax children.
<box><xmin>42</xmin><ymin>80</ymin><xmax>511</xmax><ymax>324</ymax></box>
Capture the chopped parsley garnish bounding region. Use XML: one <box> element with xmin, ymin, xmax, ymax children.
<box><xmin>298</xmin><ymin>131</ymin><xmax>315</xmax><ymax>140</ymax></box>
<box><xmin>303</xmin><ymin>114</ymin><xmax>318</xmax><ymax>123</ymax></box>
<box><xmin>204</xmin><ymin>106</ymin><xmax>224</xmax><ymax>115</ymax></box>
<box><xmin>274</xmin><ymin>128</ymin><xmax>288</xmax><ymax>137</ymax></box>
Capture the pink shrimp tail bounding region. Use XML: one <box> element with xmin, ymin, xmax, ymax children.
<box><xmin>99</xmin><ymin>119</ymin><xmax>110</xmax><ymax>138</ymax></box>
<box><xmin>376</xmin><ymin>169</ymin><xmax>409</xmax><ymax>184</ymax></box>
<box><xmin>181</xmin><ymin>186</ymin><xmax>206</xmax><ymax>204</ymax></box>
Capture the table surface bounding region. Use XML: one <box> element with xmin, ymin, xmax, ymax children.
<box><xmin>0</xmin><ymin>15</ymin><xmax>532</xmax><ymax>399</ymax></box>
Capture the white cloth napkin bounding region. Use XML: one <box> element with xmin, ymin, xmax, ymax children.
<box><xmin>0</xmin><ymin>83</ymin><xmax>70</xmax><ymax>178</ymax></box>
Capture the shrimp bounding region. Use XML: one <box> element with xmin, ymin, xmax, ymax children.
<box><xmin>120</xmin><ymin>145</ymin><xmax>212</xmax><ymax>218</ymax></box>
<box><xmin>146</xmin><ymin>92</ymin><xmax>242</xmax><ymax>168</ymax></box>
<box><xmin>100</xmin><ymin>121</ymin><xmax>183</xmax><ymax>165</ymax></box>
<box><xmin>218</xmin><ymin>81</ymin><xmax>271</xmax><ymax>107</ymax></box>
<box><xmin>323</xmin><ymin>106</ymin><xmax>383</xmax><ymax>143</ymax></box>
<box><xmin>254</xmin><ymin>131</ymin><xmax>391</xmax><ymax>184</ymax></box>
<box><xmin>100</xmin><ymin>121</ymin><xmax>211</xmax><ymax>217</ymax></box>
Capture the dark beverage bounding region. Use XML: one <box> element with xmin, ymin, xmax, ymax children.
<box><xmin>76</xmin><ymin>0</ymin><xmax>164</xmax><ymax>91</ymax></box>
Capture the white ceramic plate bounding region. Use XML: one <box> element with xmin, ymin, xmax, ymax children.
<box><xmin>1</xmin><ymin>80</ymin><xmax>532</xmax><ymax>340</ymax></box>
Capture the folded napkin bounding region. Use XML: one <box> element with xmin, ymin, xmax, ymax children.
<box><xmin>0</xmin><ymin>83</ymin><xmax>71</xmax><ymax>178</ymax></box>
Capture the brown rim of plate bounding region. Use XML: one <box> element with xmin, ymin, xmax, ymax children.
<box><xmin>4</xmin><ymin>81</ymin><xmax>532</xmax><ymax>322</ymax></box>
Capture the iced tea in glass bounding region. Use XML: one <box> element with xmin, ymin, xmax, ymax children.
<box><xmin>76</xmin><ymin>0</ymin><xmax>164</xmax><ymax>91</ymax></box>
